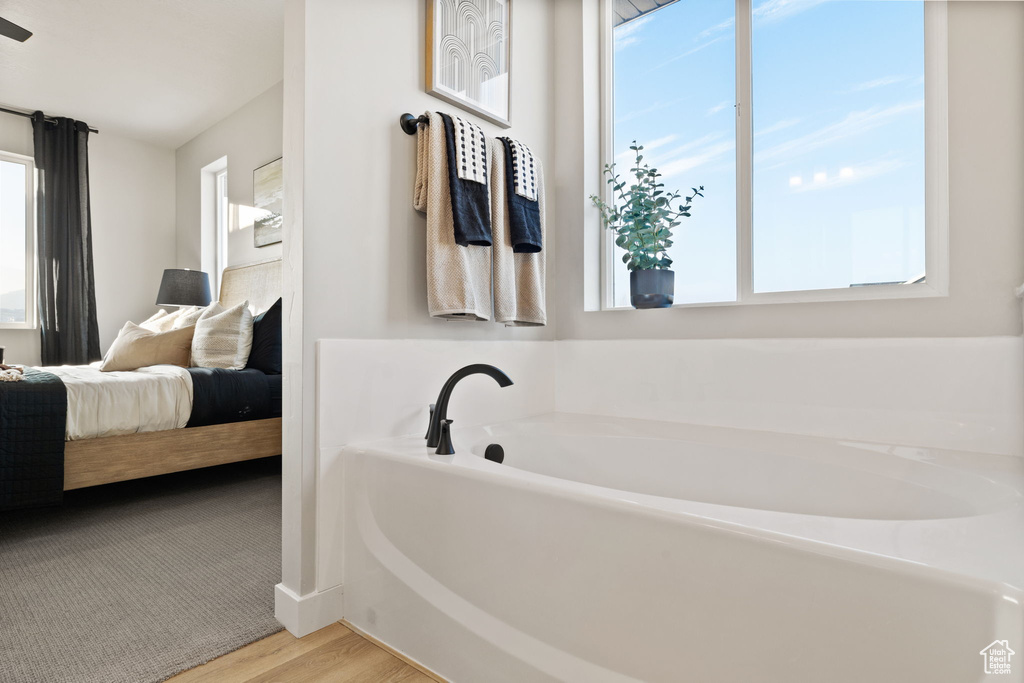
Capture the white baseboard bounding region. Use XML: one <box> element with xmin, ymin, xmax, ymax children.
<box><xmin>274</xmin><ymin>582</ymin><xmax>345</xmax><ymax>637</ymax></box>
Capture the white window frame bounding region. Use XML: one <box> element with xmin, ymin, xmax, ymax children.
<box><xmin>215</xmin><ymin>167</ymin><xmax>229</xmax><ymax>295</ymax></box>
<box><xmin>201</xmin><ymin>156</ymin><xmax>229</xmax><ymax>299</ymax></box>
<box><xmin>598</xmin><ymin>0</ymin><xmax>948</xmax><ymax>310</ymax></box>
<box><xmin>0</xmin><ymin>150</ymin><xmax>36</xmax><ymax>330</ymax></box>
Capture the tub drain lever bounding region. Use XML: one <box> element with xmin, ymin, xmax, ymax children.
<box><xmin>485</xmin><ymin>444</ymin><xmax>505</xmax><ymax>464</ymax></box>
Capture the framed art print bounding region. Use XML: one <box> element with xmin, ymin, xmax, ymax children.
<box><xmin>426</xmin><ymin>0</ymin><xmax>511</xmax><ymax>128</ymax></box>
<box><xmin>253</xmin><ymin>157</ymin><xmax>283</xmax><ymax>248</ymax></box>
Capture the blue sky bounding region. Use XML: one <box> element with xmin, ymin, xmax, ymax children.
<box><xmin>612</xmin><ymin>0</ymin><xmax>925</xmax><ymax>305</ymax></box>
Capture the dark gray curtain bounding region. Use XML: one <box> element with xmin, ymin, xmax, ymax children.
<box><xmin>32</xmin><ymin>112</ymin><xmax>100</xmax><ymax>365</ymax></box>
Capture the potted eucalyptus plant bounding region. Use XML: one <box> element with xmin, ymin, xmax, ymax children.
<box><xmin>591</xmin><ymin>142</ymin><xmax>703</xmax><ymax>309</ymax></box>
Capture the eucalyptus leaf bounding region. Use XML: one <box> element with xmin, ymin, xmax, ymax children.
<box><xmin>590</xmin><ymin>140</ymin><xmax>704</xmax><ymax>271</ymax></box>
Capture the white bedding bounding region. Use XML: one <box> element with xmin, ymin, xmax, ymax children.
<box><xmin>41</xmin><ymin>364</ymin><xmax>194</xmax><ymax>441</ymax></box>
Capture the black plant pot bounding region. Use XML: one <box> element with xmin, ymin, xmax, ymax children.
<box><xmin>630</xmin><ymin>269</ymin><xmax>674</xmax><ymax>309</ymax></box>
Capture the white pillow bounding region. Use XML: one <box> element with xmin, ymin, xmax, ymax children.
<box><xmin>191</xmin><ymin>300</ymin><xmax>253</xmax><ymax>369</ymax></box>
<box><xmin>100</xmin><ymin>322</ymin><xmax>195</xmax><ymax>372</ymax></box>
<box><xmin>140</xmin><ymin>309</ymin><xmax>171</xmax><ymax>332</ymax></box>
<box><xmin>173</xmin><ymin>305</ymin><xmax>204</xmax><ymax>329</ymax></box>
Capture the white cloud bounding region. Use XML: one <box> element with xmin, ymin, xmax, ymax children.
<box><xmin>706</xmin><ymin>100</ymin><xmax>732</xmax><ymax>117</ymax></box>
<box><xmin>613</xmin><ymin>134</ymin><xmax>679</xmax><ymax>167</ymax></box>
<box><xmin>650</xmin><ymin>36</ymin><xmax>727</xmax><ymax>72</ymax></box>
<box><xmin>843</xmin><ymin>75</ymin><xmax>909</xmax><ymax>93</ymax></box>
<box><xmin>639</xmin><ymin>134</ymin><xmax>680</xmax><ymax>154</ymax></box>
<box><xmin>695</xmin><ymin>0</ymin><xmax>831</xmax><ymax>42</ymax></box>
<box><xmin>755</xmin><ymin>118</ymin><xmax>801</xmax><ymax>136</ymax></box>
<box><xmin>615</xmin><ymin>98</ymin><xmax>684</xmax><ymax>125</ymax></box>
<box><xmin>698</xmin><ymin>16</ymin><xmax>735</xmax><ymax>40</ymax></box>
<box><xmin>789</xmin><ymin>156</ymin><xmax>908</xmax><ymax>193</ymax></box>
<box><xmin>753</xmin><ymin>0</ymin><xmax>833</xmax><ymax>23</ymax></box>
<box><xmin>615</xmin><ymin>16</ymin><xmax>654</xmax><ymax>51</ymax></box>
<box><xmin>755</xmin><ymin>100</ymin><xmax>923</xmax><ymax>165</ymax></box>
<box><xmin>650</xmin><ymin>132</ymin><xmax>726</xmax><ymax>164</ymax></box>
<box><xmin>610</xmin><ymin>132</ymin><xmax>732</xmax><ymax>182</ymax></box>
<box><xmin>661</xmin><ymin>0</ymin><xmax>832</xmax><ymax>75</ymax></box>
<box><xmin>658</xmin><ymin>140</ymin><xmax>736</xmax><ymax>180</ymax></box>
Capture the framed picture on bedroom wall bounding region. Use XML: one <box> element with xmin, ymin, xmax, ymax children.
<box><xmin>425</xmin><ymin>0</ymin><xmax>511</xmax><ymax>128</ymax></box>
<box><xmin>253</xmin><ymin>157</ymin><xmax>283</xmax><ymax>248</ymax></box>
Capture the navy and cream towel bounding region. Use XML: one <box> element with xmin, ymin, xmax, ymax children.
<box><xmin>490</xmin><ymin>136</ymin><xmax>546</xmax><ymax>327</ymax></box>
<box><xmin>413</xmin><ymin>111</ymin><xmax>492</xmax><ymax>321</ymax></box>
<box><xmin>439</xmin><ymin>112</ymin><xmax>492</xmax><ymax>247</ymax></box>
<box><xmin>498</xmin><ymin>137</ymin><xmax>542</xmax><ymax>253</ymax></box>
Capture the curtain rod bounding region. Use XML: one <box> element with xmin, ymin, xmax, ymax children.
<box><xmin>0</xmin><ymin>106</ymin><xmax>100</xmax><ymax>134</ymax></box>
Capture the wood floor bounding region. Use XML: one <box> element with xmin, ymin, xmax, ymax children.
<box><xmin>168</xmin><ymin>622</ymin><xmax>439</xmax><ymax>683</ymax></box>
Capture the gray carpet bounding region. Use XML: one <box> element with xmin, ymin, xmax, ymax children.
<box><xmin>0</xmin><ymin>457</ymin><xmax>283</xmax><ymax>683</ymax></box>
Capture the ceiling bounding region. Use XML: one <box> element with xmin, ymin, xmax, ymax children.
<box><xmin>614</xmin><ymin>0</ymin><xmax>680</xmax><ymax>27</ymax></box>
<box><xmin>0</xmin><ymin>0</ymin><xmax>283</xmax><ymax>149</ymax></box>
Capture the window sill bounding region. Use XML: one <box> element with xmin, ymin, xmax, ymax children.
<box><xmin>598</xmin><ymin>282</ymin><xmax>947</xmax><ymax>312</ymax></box>
<box><xmin>0</xmin><ymin>323</ymin><xmax>38</xmax><ymax>331</ymax></box>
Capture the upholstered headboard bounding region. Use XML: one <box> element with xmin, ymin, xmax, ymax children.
<box><xmin>219</xmin><ymin>258</ymin><xmax>281</xmax><ymax>313</ymax></box>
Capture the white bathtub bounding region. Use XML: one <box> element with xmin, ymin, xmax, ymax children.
<box><xmin>341</xmin><ymin>413</ymin><xmax>1024</xmax><ymax>682</ymax></box>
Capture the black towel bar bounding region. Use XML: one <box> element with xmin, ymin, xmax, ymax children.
<box><xmin>400</xmin><ymin>113</ymin><xmax>429</xmax><ymax>135</ymax></box>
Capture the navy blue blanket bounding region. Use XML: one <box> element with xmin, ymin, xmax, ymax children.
<box><xmin>0</xmin><ymin>368</ymin><xmax>67</xmax><ymax>511</ymax></box>
<box><xmin>187</xmin><ymin>368</ymin><xmax>278</xmax><ymax>428</ymax></box>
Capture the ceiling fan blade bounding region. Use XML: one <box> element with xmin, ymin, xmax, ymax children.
<box><xmin>0</xmin><ymin>17</ymin><xmax>32</xmax><ymax>42</ymax></box>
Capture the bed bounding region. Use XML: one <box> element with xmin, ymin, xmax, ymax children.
<box><xmin>2</xmin><ymin>259</ymin><xmax>283</xmax><ymax>503</ymax></box>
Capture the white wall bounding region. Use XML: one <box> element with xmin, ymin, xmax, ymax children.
<box><xmin>278</xmin><ymin>0</ymin><xmax>1024</xmax><ymax>638</ymax></box>
<box><xmin>300</xmin><ymin>3</ymin><xmax>554</xmax><ymax>342</ymax></box>
<box><xmin>90</xmin><ymin>133</ymin><xmax>177</xmax><ymax>351</ymax></box>
<box><xmin>279</xmin><ymin>0</ymin><xmax>558</xmax><ymax>635</ymax></box>
<box><xmin>175</xmin><ymin>81</ymin><xmax>283</xmax><ymax>278</ymax></box>
<box><xmin>553</xmin><ymin>0</ymin><xmax>1024</xmax><ymax>340</ymax></box>
<box><xmin>0</xmin><ymin>114</ymin><xmax>33</xmax><ymax>155</ymax></box>
<box><xmin>0</xmin><ymin>117</ymin><xmax>176</xmax><ymax>364</ymax></box>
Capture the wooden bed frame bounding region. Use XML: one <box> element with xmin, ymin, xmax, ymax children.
<box><xmin>63</xmin><ymin>258</ymin><xmax>283</xmax><ymax>491</ymax></box>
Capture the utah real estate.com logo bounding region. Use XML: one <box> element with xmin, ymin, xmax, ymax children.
<box><xmin>980</xmin><ymin>640</ymin><xmax>1015</xmax><ymax>676</ymax></box>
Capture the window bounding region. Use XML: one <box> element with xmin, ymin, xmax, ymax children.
<box><xmin>603</xmin><ymin>0</ymin><xmax>946</xmax><ymax>307</ymax></box>
<box><xmin>0</xmin><ymin>151</ymin><xmax>35</xmax><ymax>328</ymax></box>
<box><xmin>200</xmin><ymin>157</ymin><xmax>229</xmax><ymax>298</ymax></box>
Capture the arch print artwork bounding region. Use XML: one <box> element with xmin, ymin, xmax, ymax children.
<box><xmin>426</xmin><ymin>0</ymin><xmax>511</xmax><ymax>128</ymax></box>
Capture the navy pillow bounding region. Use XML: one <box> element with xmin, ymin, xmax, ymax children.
<box><xmin>246</xmin><ymin>298</ymin><xmax>282</xmax><ymax>374</ymax></box>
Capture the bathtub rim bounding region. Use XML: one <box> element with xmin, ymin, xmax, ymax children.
<box><xmin>342</xmin><ymin>412</ymin><xmax>1024</xmax><ymax>597</ymax></box>
<box><xmin>465</xmin><ymin>420</ymin><xmax>1021</xmax><ymax>521</ymax></box>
